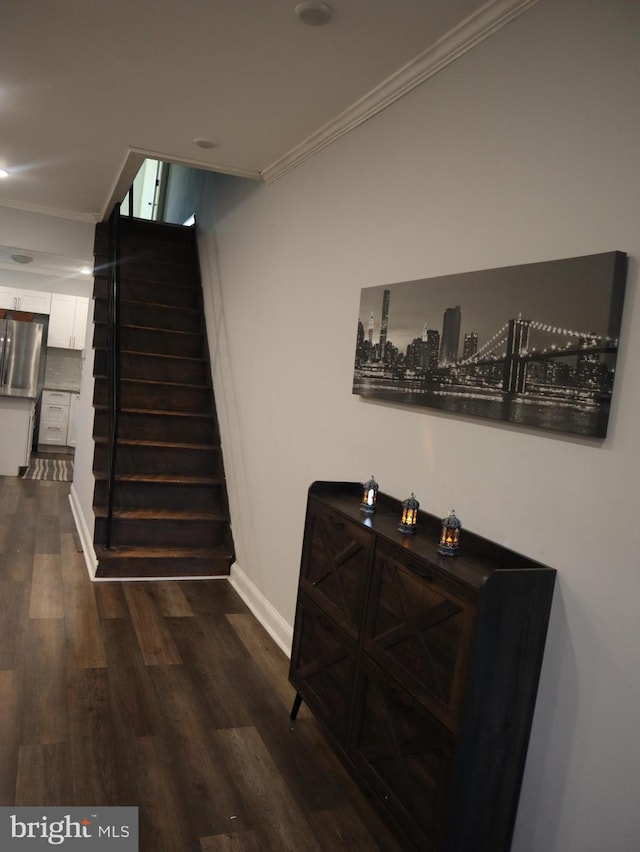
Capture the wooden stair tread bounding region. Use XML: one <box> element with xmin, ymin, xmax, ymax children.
<box><xmin>95</xmin><ymin>544</ymin><xmax>232</xmax><ymax>559</ymax></box>
<box><xmin>96</xmin><ymin>278</ymin><xmax>199</xmax><ymax>293</ymax></box>
<box><xmin>93</xmin><ymin>436</ymin><xmax>217</xmax><ymax>450</ymax></box>
<box><xmin>94</xmin><ymin>472</ymin><xmax>221</xmax><ymax>485</ymax></box>
<box><xmin>93</xmin><ymin>404</ymin><xmax>214</xmax><ymax>420</ymax></box>
<box><xmin>119</xmin><ymin>298</ymin><xmax>199</xmax><ymax>313</ymax></box>
<box><xmin>120</xmin><ymin>292</ymin><xmax>197</xmax><ymax>305</ymax></box>
<box><xmin>116</xmin><ymin>349</ymin><xmax>205</xmax><ymax>364</ymax></box>
<box><xmin>119</xmin><ymin>267</ymin><xmax>199</xmax><ymax>279</ymax></box>
<box><xmin>94</xmin><ymin>374</ymin><xmax>211</xmax><ymax>391</ymax></box>
<box><xmin>119</xmin><ymin>297</ymin><xmax>199</xmax><ymax>310</ymax></box>
<box><xmin>94</xmin><ymin>346</ymin><xmax>205</xmax><ymax>364</ymax></box>
<box><xmin>94</xmin><ymin>507</ymin><xmax>228</xmax><ymax>521</ymax></box>
<box><xmin>122</xmin><ymin>324</ymin><xmax>199</xmax><ymax>336</ymax></box>
<box><xmin>95</xmin><ymin>375</ymin><xmax>209</xmax><ymax>391</ymax></box>
<box><xmin>95</xmin><ymin>322</ymin><xmax>200</xmax><ymax>338</ymax></box>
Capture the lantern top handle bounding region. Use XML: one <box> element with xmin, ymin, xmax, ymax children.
<box><xmin>442</xmin><ymin>509</ymin><xmax>462</xmax><ymax>528</ymax></box>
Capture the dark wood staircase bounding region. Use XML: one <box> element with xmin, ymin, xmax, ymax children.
<box><xmin>92</xmin><ymin>216</ymin><xmax>234</xmax><ymax>578</ymax></box>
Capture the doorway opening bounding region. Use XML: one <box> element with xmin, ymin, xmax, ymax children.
<box><xmin>122</xmin><ymin>159</ymin><xmax>205</xmax><ymax>226</ymax></box>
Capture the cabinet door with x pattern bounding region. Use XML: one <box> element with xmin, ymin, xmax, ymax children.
<box><xmin>363</xmin><ymin>543</ymin><xmax>477</xmax><ymax>732</ymax></box>
<box><xmin>299</xmin><ymin>499</ymin><xmax>374</xmax><ymax>640</ymax></box>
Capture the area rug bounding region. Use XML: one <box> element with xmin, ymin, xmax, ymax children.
<box><xmin>22</xmin><ymin>458</ymin><xmax>74</xmax><ymax>482</ymax></box>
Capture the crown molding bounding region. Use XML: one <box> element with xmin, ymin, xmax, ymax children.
<box><xmin>0</xmin><ymin>195</ymin><xmax>99</xmax><ymax>224</ymax></box>
<box><xmin>261</xmin><ymin>0</ymin><xmax>541</xmax><ymax>184</ymax></box>
<box><xmin>127</xmin><ymin>146</ymin><xmax>262</xmax><ymax>181</ymax></box>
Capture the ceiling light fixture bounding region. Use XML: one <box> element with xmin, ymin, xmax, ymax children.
<box><xmin>194</xmin><ymin>138</ymin><xmax>217</xmax><ymax>149</ymax></box>
<box><xmin>294</xmin><ymin>1</ymin><xmax>333</xmax><ymax>26</ymax></box>
<box><xmin>0</xmin><ymin>169</ymin><xmax>9</xmax><ymax>179</ymax></box>
<box><xmin>10</xmin><ymin>253</ymin><xmax>34</xmax><ymax>265</ymax></box>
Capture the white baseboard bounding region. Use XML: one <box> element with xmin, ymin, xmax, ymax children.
<box><xmin>229</xmin><ymin>562</ymin><xmax>294</xmax><ymax>658</ymax></box>
<box><xmin>68</xmin><ymin>485</ymin><xmax>98</xmax><ymax>580</ymax></box>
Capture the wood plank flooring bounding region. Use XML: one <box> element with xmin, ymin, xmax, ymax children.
<box><xmin>0</xmin><ymin>476</ymin><xmax>405</xmax><ymax>852</ymax></box>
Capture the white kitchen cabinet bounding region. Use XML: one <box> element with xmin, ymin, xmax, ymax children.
<box><xmin>0</xmin><ymin>285</ymin><xmax>52</xmax><ymax>313</ymax></box>
<box><xmin>48</xmin><ymin>294</ymin><xmax>89</xmax><ymax>349</ymax></box>
<box><xmin>0</xmin><ymin>286</ymin><xmax>15</xmax><ymax>309</ymax></box>
<box><xmin>38</xmin><ymin>389</ymin><xmax>71</xmax><ymax>447</ymax></box>
<box><xmin>0</xmin><ymin>397</ymin><xmax>36</xmax><ymax>475</ymax></box>
<box><xmin>72</xmin><ymin>297</ymin><xmax>90</xmax><ymax>348</ymax></box>
<box><xmin>47</xmin><ymin>294</ymin><xmax>75</xmax><ymax>348</ymax></box>
<box><xmin>66</xmin><ymin>393</ymin><xmax>80</xmax><ymax>447</ymax></box>
<box><xmin>17</xmin><ymin>288</ymin><xmax>52</xmax><ymax>313</ymax></box>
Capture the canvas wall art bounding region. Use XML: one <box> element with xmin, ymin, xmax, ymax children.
<box><xmin>353</xmin><ymin>252</ymin><xmax>628</xmax><ymax>438</ymax></box>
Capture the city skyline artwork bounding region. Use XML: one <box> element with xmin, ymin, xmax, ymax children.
<box><xmin>352</xmin><ymin>251</ymin><xmax>628</xmax><ymax>438</ymax></box>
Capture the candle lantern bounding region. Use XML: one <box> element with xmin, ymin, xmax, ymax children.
<box><xmin>438</xmin><ymin>509</ymin><xmax>462</xmax><ymax>556</ymax></box>
<box><xmin>360</xmin><ymin>475</ymin><xmax>379</xmax><ymax>513</ymax></box>
<box><xmin>398</xmin><ymin>493</ymin><xmax>419</xmax><ymax>534</ymax></box>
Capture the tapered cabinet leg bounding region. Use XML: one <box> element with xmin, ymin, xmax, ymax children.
<box><xmin>290</xmin><ymin>692</ymin><xmax>303</xmax><ymax>720</ymax></box>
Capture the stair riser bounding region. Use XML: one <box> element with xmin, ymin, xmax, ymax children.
<box><xmin>119</xmin><ymin>258</ymin><xmax>199</xmax><ymax>287</ymax></box>
<box><xmin>94</xmin><ymin>480</ymin><xmax>224</xmax><ymax>512</ymax></box>
<box><xmin>94</xmin><ymin>275</ymin><xmax>200</xmax><ymax>309</ymax></box>
<box><xmin>95</xmin><ymin>555</ymin><xmax>232</xmax><ymax>579</ymax></box>
<box><xmin>94</xmin><ymin>518</ymin><xmax>227</xmax><ymax>548</ymax></box>
<box><xmin>94</xmin><ymin>300</ymin><xmax>201</xmax><ymax>334</ymax></box>
<box><xmin>93</xmin><ymin>410</ymin><xmax>217</xmax><ymax>444</ymax></box>
<box><xmin>94</xmin><ymin>379</ymin><xmax>213</xmax><ymax>413</ymax></box>
<box><xmin>120</xmin><ymin>236</ymin><xmax>195</xmax><ymax>265</ymax></box>
<box><xmin>95</xmin><ymin>238</ymin><xmax>195</xmax><ymax>267</ymax></box>
<box><xmin>122</xmin><ymin>278</ymin><xmax>200</xmax><ymax>308</ymax></box>
<box><xmin>119</xmin><ymin>218</ymin><xmax>195</xmax><ymax>246</ymax></box>
<box><xmin>94</xmin><ymin>444</ymin><xmax>220</xmax><ymax>476</ymax></box>
<box><xmin>95</xmin><ymin>219</ymin><xmax>195</xmax><ymax>256</ymax></box>
<box><xmin>93</xmin><ymin>325</ymin><xmax>204</xmax><ymax>358</ymax></box>
<box><xmin>94</xmin><ymin>350</ymin><xmax>208</xmax><ymax>385</ymax></box>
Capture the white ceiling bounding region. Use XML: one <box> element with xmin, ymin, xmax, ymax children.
<box><xmin>0</xmin><ymin>0</ymin><xmax>537</xmax><ymax>226</ymax></box>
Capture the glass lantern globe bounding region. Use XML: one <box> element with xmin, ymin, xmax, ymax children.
<box><xmin>398</xmin><ymin>493</ymin><xmax>419</xmax><ymax>534</ymax></box>
<box><xmin>360</xmin><ymin>475</ymin><xmax>379</xmax><ymax>513</ymax></box>
<box><xmin>438</xmin><ymin>509</ymin><xmax>461</xmax><ymax>556</ymax></box>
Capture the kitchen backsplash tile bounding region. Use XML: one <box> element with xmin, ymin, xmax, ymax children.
<box><xmin>44</xmin><ymin>347</ymin><xmax>82</xmax><ymax>392</ymax></box>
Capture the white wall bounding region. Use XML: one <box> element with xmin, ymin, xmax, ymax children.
<box><xmin>0</xmin><ymin>206</ymin><xmax>95</xmax><ymax>297</ymax></box>
<box><xmin>68</xmin><ymin>312</ymin><xmax>97</xmax><ymax>574</ymax></box>
<box><xmin>195</xmin><ymin>1</ymin><xmax>640</xmax><ymax>849</ymax></box>
<box><xmin>0</xmin><ymin>206</ymin><xmax>94</xmax><ymax>258</ymax></box>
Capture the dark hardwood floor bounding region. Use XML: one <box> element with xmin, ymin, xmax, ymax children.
<box><xmin>0</xmin><ymin>476</ymin><xmax>404</xmax><ymax>851</ymax></box>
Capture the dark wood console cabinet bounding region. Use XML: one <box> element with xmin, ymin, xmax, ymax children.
<box><xmin>289</xmin><ymin>481</ymin><xmax>556</xmax><ymax>852</ymax></box>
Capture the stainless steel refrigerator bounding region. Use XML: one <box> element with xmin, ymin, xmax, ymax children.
<box><xmin>0</xmin><ymin>319</ymin><xmax>44</xmax><ymax>396</ymax></box>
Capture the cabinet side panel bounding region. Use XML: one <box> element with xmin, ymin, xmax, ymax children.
<box><xmin>444</xmin><ymin>569</ymin><xmax>556</xmax><ymax>852</ymax></box>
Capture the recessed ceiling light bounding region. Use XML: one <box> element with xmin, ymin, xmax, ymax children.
<box><xmin>295</xmin><ymin>1</ymin><xmax>333</xmax><ymax>26</ymax></box>
<box><xmin>194</xmin><ymin>138</ymin><xmax>217</xmax><ymax>149</ymax></box>
<box><xmin>11</xmin><ymin>253</ymin><xmax>33</xmax><ymax>265</ymax></box>
<box><xmin>0</xmin><ymin>169</ymin><xmax>9</xmax><ymax>179</ymax></box>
